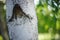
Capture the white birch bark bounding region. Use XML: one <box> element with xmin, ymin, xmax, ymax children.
<box><xmin>6</xmin><ymin>0</ymin><xmax>38</xmax><ymax>40</ymax></box>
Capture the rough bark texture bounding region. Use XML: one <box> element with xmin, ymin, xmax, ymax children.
<box><xmin>6</xmin><ymin>0</ymin><xmax>38</xmax><ymax>40</ymax></box>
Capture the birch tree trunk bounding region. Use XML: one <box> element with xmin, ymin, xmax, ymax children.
<box><xmin>6</xmin><ymin>0</ymin><xmax>38</xmax><ymax>40</ymax></box>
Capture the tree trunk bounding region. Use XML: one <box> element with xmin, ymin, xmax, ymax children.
<box><xmin>6</xmin><ymin>0</ymin><xmax>38</xmax><ymax>40</ymax></box>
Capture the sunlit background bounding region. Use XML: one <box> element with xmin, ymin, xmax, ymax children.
<box><xmin>0</xmin><ymin>0</ymin><xmax>60</xmax><ymax>40</ymax></box>
<box><xmin>35</xmin><ymin>0</ymin><xmax>60</xmax><ymax>40</ymax></box>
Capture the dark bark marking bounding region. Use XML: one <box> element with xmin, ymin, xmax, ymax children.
<box><xmin>8</xmin><ymin>4</ymin><xmax>33</xmax><ymax>22</ymax></box>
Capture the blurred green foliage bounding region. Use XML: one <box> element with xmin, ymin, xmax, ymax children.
<box><xmin>0</xmin><ymin>35</ymin><xmax>3</xmax><ymax>40</ymax></box>
<box><xmin>0</xmin><ymin>1</ymin><xmax>6</xmax><ymax>40</ymax></box>
<box><xmin>36</xmin><ymin>0</ymin><xmax>60</xmax><ymax>33</ymax></box>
